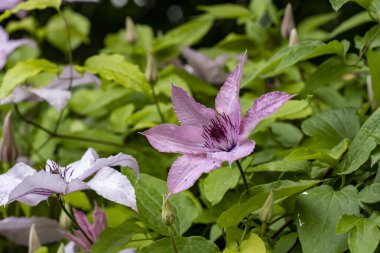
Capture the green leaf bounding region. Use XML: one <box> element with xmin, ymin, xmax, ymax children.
<box><xmin>329</xmin><ymin>0</ymin><xmax>370</xmax><ymax>11</ymax></box>
<box><xmin>273</xmin><ymin>233</ymin><xmax>298</xmax><ymax>253</ymax></box>
<box><xmin>302</xmin><ymin>108</ymin><xmax>360</xmax><ymax>147</ymax></box>
<box><xmin>328</xmin><ymin>12</ymin><xmax>372</xmax><ymax>39</ymax></box>
<box><xmin>203</xmin><ymin>167</ymin><xmax>240</xmax><ymax>205</ymax></box>
<box><xmin>34</xmin><ymin>247</ymin><xmax>48</xmax><ymax>253</ymax></box>
<box><xmin>247</xmin><ymin>160</ymin><xmax>311</xmax><ymax>173</ymax></box>
<box><xmin>348</xmin><ymin>218</ymin><xmax>380</xmax><ymax>253</ymax></box>
<box><xmin>217</xmin><ymin>180</ymin><xmax>318</xmax><ymax>227</ymax></box>
<box><xmin>359</xmin><ymin>183</ymin><xmax>380</xmax><ymax>203</ymax></box>
<box><xmin>368</xmin><ymin>50</ymin><xmax>380</xmax><ymax>108</ymax></box>
<box><xmin>0</xmin><ymin>0</ymin><xmax>61</xmax><ymax>22</ymax></box>
<box><xmin>135</xmin><ymin>174</ymin><xmax>199</xmax><ymax>236</ymax></box>
<box><xmin>336</xmin><ymin>214</ymin><xmax>361</xmax><ymax>234</ymax></box>
<box><xmin>83</xmin><ymin>54</ymin><xmax>150</xmax><ymax>94</ymax></box>
<box><xmin>109</xmin><ymin>104</ymin><xmax>135</xmax><ymax>133</ymax></box>
<box><xmin>198</xmin><ymin>4</ymin><xmax>250</xmax><ymax>19</ymax></box>
<box><xmin>295</xmin><ymin>185</ymin><xmax>360</xmax><ymax>253</ymax></box>
<box><xmin>6</xmin><ymin>16</ymin><xmax>38</xmax><ymax>34</ymax></box>
<box><xmin>270</xmin><ymin>122</ymin><xmax>303</xmax><ymax>147</ymax></box>
<box><xmin>91</xmin><ymin>220</ymin><xmax>144</xmax><ymax>253</ymax></box>
<box><xmin>45</xmin><ymin>8</ymin><xmax>90</xmax><ymax>52</ymax></box>
<box><xmin>339</xmin><ymin>108</ymin><xmax>380</xmax><ymax>174</ymax></box>
<box><xmin>139</xmin><ymin>236</ymin><xmax>220</xmax><ymax>253</ymax></box>
<box><xmin>0</xmin><ymin>59</ymin><xmax>60</xmax><ymax>99</ymax></box>
<box><xmin>62</xmin><ymin>192</ymin><xmax>91</xmax><ymax>211</ymax></box>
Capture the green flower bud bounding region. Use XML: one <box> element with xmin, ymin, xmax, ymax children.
<box><xmin>0</xmin><ymin>111</ymin><xmax>18</xmax><ymax>164</ymax></box>
<box><xmin>125</xmin><ymin>16</ymin><xmax>137</xmax><ymax>45</ymax></box>
<box><xmin>59</xmin><ymin>203</ymin><xmax>72</xmax><ymax>229</ymax></box>
<box><xmin>28</xmin><ymin>224</ymin><xmax>41</xmax><ymax>253</ymax></box>
<box><xmin>288</xmin><ymin>28</ymin><xmax>298</xmax><ymax>47</ymax></box>
<box><xmin>162</xmin><ymin>194</ymin><xmax>175</xmax><ymax>226</ymax></box>
<box><xmin>281</xmin><ymin>3</ymin><xmax>295</xmax><ymax>38</ymax></box>
<box><xmin>146</xmin><ymin>54</ymin><xmax>157</xmax><ymax>83</ymax></box>
<box><xmin>259</xmin><ymin>191</ymin><xmax>274</xmax><ymax>224</ymax></box>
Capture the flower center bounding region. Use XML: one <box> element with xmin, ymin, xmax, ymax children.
<box><xmin>45</xmin><ymin>161</ymin><xmax>73</xmax><ymax>183</ymax></box>
<box><xmin>202</xmin><ymin>113</ymin><xmax>238</xmax><ymax>152</ymax></box>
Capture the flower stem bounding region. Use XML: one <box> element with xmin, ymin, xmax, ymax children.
<box><xmin>149</xmin><ymin>82</ymin><xmax>165</xmax><ymax>123</ymax></box>
<box><xmin>168</xmin><ymin>225</ymin><xmax>178</xmax><ymax>253</ymax></box>
<box><xmin>56</xmin><ymin>194</ymin><xmax>94</xmax><ymax>245</ymax></box>
<box><xmin>236</xmin><ymin>160</ymin><xmax>249</xmax><ymax>190</ymax></box>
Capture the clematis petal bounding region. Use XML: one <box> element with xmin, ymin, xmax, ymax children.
<box><xmin>47</xmin><ymin>66</ymin><xmax>101</xmax><ymax>90</ymax></box>
<box><xmin>87</xmin><ymin>167</ymin><xmax>137</xmax><ymax>211</ymax></box>
<box><xmin>4</xmin><ymin>39</ymin><xmax>36</xmax><ymax>55</ymax></box>
<box><xmin>68</xmin><ymin>148</ymin><xmax>98</xmax><ymax>180</ymax></box>
<box><xmin>207</xmin><ymin>140</ymin><xmax>255</xmax><ymax>165</ymax></box>
<box><xmin>0</xmin><ymin>162</ymin><xmax>36</xmax><ymax>205</ymax></box>
<box><xmin>73</xmin><ymin>209</ymin><xmax>94</xmax><ymax>241</ymax></box>
<box><xmin>240</xmin><ymin>92</ymin><xmax>295</xmax><ymax>140</ymax></box>
<box><xmin>215</xmin><ymin>53</ymin><xmax>246</xmax><ymax>126</ymax></box>
<box><xmin>30</xmin><ymin>88</ymin><xmax>71</xmax><ymax>111</ymax></box>
<box><xmin>0</xmin><ymin>217</ymin><xmax>62</xmax><ymax>246</ymax></box>
<box><xmin>0</xmin><ymin>26</ymin><xmax>9</xmax><ymax>43</ymax></box>
<box><xmin>142</xmin><ymin>123</ymin><xmax>207</xmax><ymax>155</ymax></box>
<box><xmin>60</xmin><ymin>229</ymin><xmax>91</xmax><ymax>250</ymax></box>
<box><xmin>92</xmin><ymin>205</ymin><xmax>107</xmax><ymax>239</ymax></box>
<box><xmin>66</xmin><ymin>179</ymin><xmax>90</xmax><ymax>193</ymax></box>
<box><xmin>8</xmin><ymin>171</ymin><xmax>67</xmax><ymax>206</ymax></box>
<box><xmin>171</xmin><ymin>84</ymin><xmax>216</xmax><ymax>126</ymax></box>
<box><xmin>64</xmin><ymin>241</ymin><xmax>77</xmax><ymax>253</ymax></box>
<box><xmin>78</xmin><ymin>152</ymin><xmax>139</xmax><ymax>180</ymax></box>
<box><xmin>168</xmin><ymin>155</ymin><xmax>221</xmax><ymax>195</ymax></box>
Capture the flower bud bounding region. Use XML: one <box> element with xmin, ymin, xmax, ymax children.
<box><xmin>367</xmin><ymin>75</ymin><xmax>377</xmax><ymax>110</ymax></box>
<box><xmin>259</xmin><ymin>191</ymin><xmax>274</xmax><ymax>224</ymax></box>
<box><xmin>0</xmin><ymin>111</ymin><xmax>18</xmax><ymax>164</ymax></box>
<box><xmin>56</xmin><ymin>243</ymin><xmax>65</xmax><ymax>253</ymax></box>
<box><xmin>288</xmin><ymin>28</ymin><xmax>298</xmax><ymax>47</ymax></box>
<box><xmin>145</xmin><ymin>54</ymin><xmax>157</xmax><ymax>83</ymax></box>
<box><xmin>125</xmin><ymin>16</ymin><xmax>137</xmax><ymax>45</ymax></box>
<box><xmin>59</xmin><ymin>203</ymin><xmax>72</xmax><ymax>229</ymax></box>
<box><xmin>281</xmin><ymin>3</ymin><xmax>295</xmax><ymax>38</ymax></box>
<box><xmin>162</xmin><ymin>194</ymin><xmax>175</xmax><ymax>226</ymax></box>
<box><xmin>28</xmin><ymin>224</ymin><xmax>41</xmax><ymax>253</ymax></box>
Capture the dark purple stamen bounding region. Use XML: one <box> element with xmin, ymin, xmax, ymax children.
<box><xmin>45</xmin><ymin>162</ymin><xmax>73</xmax><ymax>182</ymax></box>
<box><xmin>202</xmin><ymin>113</ymin><xmax>238</xmax><ymax>151</ymax></box>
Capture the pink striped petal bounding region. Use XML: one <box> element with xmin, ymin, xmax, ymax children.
<box><xmin>215</xmin><ymin>53</ymin><xmax>246</xmax><ymax>127</ymax></box>
<box><xmin>92</xmin><ymin>205</ymin><xmax>107</xmax><ymax>239</ymax></box>
<box><xmin>73</xmin><ymin>209</ymin><xmax>94</xmax><ymax>241</ymax></box>
<box><xmin>87</xmin><ymin>167</ymin><xmax>137</xmax><ymax>211</ymax></box>
<box><xmin>60</xmin><ymin>229</ymin><xmax>91</xmax><ymax>250</ymax></box>
<box><xmin>142</xmin><ymin>123</ymin><xmax>207</xmax><ymax>155</ymax></box>
<box><xmin>240</xmin><ymin>92</ymin><xmax>295</xmax><ymax>140</ymax></box>
<box><xmin>168</xmin><ymin>155</ymin><xmax>221</xmax><ymax>195</ymax></box>
<box><xmin>171</xmin><ymin>84</ymin><xmax>216</xmax><ymax>126</ymax></box>
<box><xmin>207</xmin><ymin>140</ymin><xmax>255</xmax><ymax>165</ymax></box>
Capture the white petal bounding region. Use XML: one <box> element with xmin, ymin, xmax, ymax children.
<box><xmin>87</xmin><ymin>167</ymin><xmax>137</xmax><ymax>211</ymax></box>
<box><xmin>0</xmin><ymin>217</ymin><xmax>62</xmax><ymax>246</ymax></box>
<box><xmin>30</xmin><ymin>88</ymin><xmax>71</xmax><ymax>111</ymax></box>
<box><xmin>0</xmin><ymin>163</ymin><xmax>36</xmax><ymax>205</ymax></box>
<box><xmin>68</xmin><ymin>148</ymin><xmax>98</xmax><ymax>180</ymax></box>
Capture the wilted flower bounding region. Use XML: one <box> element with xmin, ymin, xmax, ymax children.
<box><xmin>0</xmin><ymin>26</ymin><xmax>36</xmax><ymax>69</ymax></box>
<box><xmin>0</xmin><ymin>66</ymin><xmax>100</xmax><ymax>111</ymax></box>
<box><xmin>281</xmin><ymin>3</ymin><xmax>295</xmax><ymax>38</ymax></box>
<box><xmin>60</xmin><ymin>205</ymin><xmax>106</xmax><ymax>251</ymax></box>
<box><xmin>0</xmin><ymin>111</ymin><xmax>18</xmax><ymax>164</ymax></box>
<box><xmin>180</xmin><ymin>47</ymin><xmax>228</xmax><ymax>86</ymax></box>
<box><xmin>125</xmin><ymin>16</ymin><xmax>137</xmax><ymax>44</ymax></box>
<box><xmin>0</xmin><ymin>148</ymin><xmax>139</xmax><ymax>210</ymax></box>
<box><xmin>143</xmin><ymin>53</ymin><xmax>294</xmax><ymax>195</ymax></box>
<box><xmin>0</xmin><ymin>216</ymin><xmax>62</xmax><ymax>246</ymax></box>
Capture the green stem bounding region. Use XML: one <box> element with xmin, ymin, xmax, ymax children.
<box><xmin>149</xmin><ymin>82</ymin><xmax>165</xmax><ymax>123</ymax></box>
<box><xmin>56</xmin><ymin>195</ymin><xmax>94</xmax><ymax>245</ymax></box>
<box><xmin>236</xmin><ymin>160</ymin><xmax>249</xmax><ymax>190</ymax></box>
<box><xmin>260</xmin><ymin>222</ymin><xmax>267</xmax><ymax>238</ymax></box>
<box><xmin>168</xmin><ymin>225</ymin><xmax>178</xmax><ymax>253</ymax></box>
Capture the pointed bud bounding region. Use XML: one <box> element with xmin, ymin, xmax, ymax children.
<box><xmin>162</xmin><ymin>194</ymin><xmax>175</xmax><ymax>226</ymax></box>
<box><xmin>0</xmin><ymin>111</ymin><xmax>18</xmax><ymax>164</ymax></box>
<box><xmin>288</xmin><ymin>28</ymin><xmax>298</xmax><ymax>47</ymax></box>
<box><xmin>59</xmin><ymin>203</ymin><xmax>72</xmax><ymax>229</ymax></box>
<box><xmin>281</xmin><ymin>3</ymin><xmax>295</xmax><ymax>38</ymax></box>
<box><xmin>259</xmin><ymin>191</ymin><xmax>274</xmax><ymax>224</ymax></box>
<box><xmin>125</xmin><ymin>16</ymin><xmax>137</xmax><ymax>45</ymax></box>
<box><xmin>56</xmin><ymin>243</ymin><xmax>65</xmax><ymax>253</ymax></box>
<box><xmin>145</xmin><ymin>54</ymin><xmax>157</xmax><ymax>83</ymax></box>
<box><xmin>28</xmin><ymin>224</ymin><xmax>41</xmax><ymax>253</ymax></box>
<box><xmin>367</xmin><ymin>75</ymin><xmax>377</xmax><ymax>110</ymax></box>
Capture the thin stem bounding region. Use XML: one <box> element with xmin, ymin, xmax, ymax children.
<box><xmin>14</xmin><ymin>105</ymin><xmax>125</xmax><ymax>148</ymax></box>
<box><xmin>271</xmin><ymin>218</ymin><xmax>293</xmax><ymax>240</ymax></box>
<box><xmin>149</xmin><ymin>82</ymin><xmax>165</xmax><ymax>123</ymax></box>
<box><xmin>260</xmin><ymin>222</ymin><xmax>267</xmax><ymax>238</ymax></box>
<box><xmin>56</xmin><ymin>195</ymin><xmax>94</xmax><ymax>245</ymax></box>
<box><xmin>236</xmin><ymin>160</ymin><xmax>249</xmax><ymax>190</ymax></box>
<box><xmin>168</xmin><ymin>225</ymin><xmax>178</xmax><ymax>253</ymax></box>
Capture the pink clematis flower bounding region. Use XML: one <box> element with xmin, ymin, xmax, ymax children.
<box><xmin>0</xmin><ymin>26</ymin><xmax>36</xmax><ymax>69</ymax></box>
<box><xmin>0</xmin><ymin>148</ymin><xmax>139</xmax><ymax>210</ymax></box>
<box><xmin>143</xmin><ymin>54</ymin><xmax>294</xmax><ymax>195</ymax></box>
<box><xmin>0</xmin><ymin>0</ymin><xmax>22</xmax><ymax>11</ymax></box>
<box><xmin>62</xmin><ymin>206</ymin><xmax>135</xmax><ymax>253</ymax></box>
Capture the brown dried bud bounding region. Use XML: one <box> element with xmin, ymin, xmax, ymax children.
<box><xmin>162</xmin><ymin>194</ymin><xmax>175</xmax><ymax>226</ymax></box>
<box><xmin>28</xmin><ymin>224</ymin><xmax>41</xmax><ymax>253</ymax></box>
<box><xmin>0</xmin><ymin>111</ymin><xmax>18</xmax><ymax>164</ymax></box>
<box><xmin>259</xmin><ymin>191</ymin><xmax>274</xmax><ymax>224</ymax></box>
<box><xmin>288</xmin><ymin>28</ymin><xmax>298</xmax><ymax>47</ymax></box>
<box><xmin>145</xmin><ymin>54</ymin><xmax>157</xmax><ymax>83</ymax></box>
<box><xmin>125</xmin><ymin>16</ymin><xmax>137</xmax><ymax>45</ymax></box>
<box><xmin>281</xmin><ymin>3</ymin><xmax>295</xmax><ymax>38</ymax></box>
